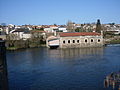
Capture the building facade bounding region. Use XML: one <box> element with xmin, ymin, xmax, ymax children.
<box><xmin>59</xmin><ymin>32</ymin><xmax>104</xmax><ymax>48</ymax></box>
<box><xmin>46</xmin><ymin>32</ymin><xmax>104</xmax><ymax>48</ymax></box>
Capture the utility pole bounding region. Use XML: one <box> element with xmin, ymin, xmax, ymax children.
<box><xmin>0</xmin><ymin>40</ymin><xmax>9</xmax><ymax>90</ymax></box>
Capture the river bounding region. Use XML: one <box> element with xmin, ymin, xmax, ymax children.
<box><xmin>6</xmin><ymin>45</ymin><xmax>120</xmax><ymax>90</ymax></box>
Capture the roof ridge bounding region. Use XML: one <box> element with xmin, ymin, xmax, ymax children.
<box><xmin>59</xmin><ymin>32</ymin><xmax>101</xmax><ymax>37</ymax></box>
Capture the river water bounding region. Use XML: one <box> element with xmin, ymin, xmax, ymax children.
<box><xmin>6</xmin><ymin>45</ymin><xmax>120</xmax><ymax>90</ymax></box>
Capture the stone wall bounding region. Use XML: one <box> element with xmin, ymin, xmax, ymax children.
<box><xmin>59</xmin><ymin>36</ymin><xmax>104</xmax><ymax>48</ymax></box>
<box><xmin>0</xmin><ymin>40</ymin><xmax>8</xmax><ymax>90</ymax></box>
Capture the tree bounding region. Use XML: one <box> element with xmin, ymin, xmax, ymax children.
<box><xmin>1</xmin><ymin>23</ymin><xmax>6</xmax><ymax>26</ymax></box>
<box><xmin>40</xmin><ymin>27</ymin><xmax>44</xmax><ymax>31</ymax></box>
<box><xmin>67</xmin><ymin>20</ymin><xmax>75</xmax><ymax>32</ymax></box>
<box><xmin>96</xmin><ymin>19</ymin><xmax>101</xmax><ymax>33</ymax></box>
<box><xmin>109</xmin><ymin>23</ymin><xmax>115</xmax><ymax>27</ymax></box>
<box><xmin>75</xmin><ymin>28</ymin><xmax>80</xmax><ymax>32</ymax></box>
<box><xmin>54</xmin><ymin>24</ymin><xmax>57</xmax><ymax>26</ymax></box>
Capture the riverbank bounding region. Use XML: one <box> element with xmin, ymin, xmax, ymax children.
<box><xmin>5</xmin><ymin>36</ymin><xmax>120</xmax><ymax>51</ymax></box>
<box><xmin>108</xmin><ymin>39</ymin><xmax>120</xmax><ymax>44</ymax></box>
<box><xmin>104</xmin><ymin>36</ymin><xmax>120</xmax><ymax>44</ymax></box>
<box><xmin>6</xmin><ymin>44</ymin><xmax>46</xmax><ymax>51</ymax></box>
<box><xmin>6</xmin><ymin>41</ymin><xmax>120</xmax><ymax>51</ymax></box>
<box><xmin>5</xmin><ymin>39</ymin><xmax>46</xmax><ymax>51</ymax></box>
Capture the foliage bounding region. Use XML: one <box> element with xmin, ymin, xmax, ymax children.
<box><xmin>7</xmin><ymin>46</ymin><xmax>18</xmax><ymax>50</ymax></box>
<box><xmin>108</xmin><ymin>23</ymin><xmax>115</xmax><ymax>26</ymax></box>
<box><xmin>6</xmin><ymin>33</ymin><xmax>46</xmax><ymax>50</ymax></box>
<box><xmin>109</xmin><ymin>39</ymin><xmax>120</xmax><ymax>44</ymax></box>
<box><xmin>40</xmin><ymin>28</ymin><xmax>44</xmax><ymax>31</ymax></box>
<box><xmin>67</xmin><ymin>21</ymin><xmax>75</xmax><ymax>32</ymax></box>
<box><xmin>75</xmin><ymin>27</ymin><xmax>92</xmax><ymax>32</ymax></box>
<box><xmin>75</xmin><ymin>28</ymin><xmax>80</xmax><ymax>32</ymax></box>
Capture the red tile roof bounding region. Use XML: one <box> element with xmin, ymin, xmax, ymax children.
<box><xmin>31</xmin><ymin>30</ymin><xmax>46</xmax><ymax>33</ymax></box>
<box><xmin>59</xmin><ymin>32</ymin><xmax>101</xmax><ymax>37</ymax></box>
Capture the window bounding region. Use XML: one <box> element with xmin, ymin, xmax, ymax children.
<box><xmin>85</xmin><ymin>39</ymin><xmax>87</xmax><ymax>43</ymax></box>
<box><xmin>77</xmin><ymin>40</ymin><xmax>79</xmax><ymax>43</ymax></box>
<box><xmin>91</xmin><ymin>39</ymin><xmax>93</xmax><ymax>42</ymax></box>
<box><xmin>68</xmin><ymin>40</ymin><xmax>70</xmax><ymax>43</ymax></box>
<box><xmin>98</xmin><ymin>39</ymin><xmax>100</xmax><ymax>42</ymax></box>
<box><xmin>73</xmin><ymin>40</ymin><xmax>75</xmax><ymax>43</ymax></box>
<box><xmin>63</xmin><ymin>40</ymin><xmax>65</xmax><ymax>44</ymax></box>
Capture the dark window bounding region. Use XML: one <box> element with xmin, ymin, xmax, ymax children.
<box><xmin>91</xmin><ymin>39</ymin><xmax>93</xmax><ymax>42</ymax></box>
<box><xmin>77</xmin><ymin>40</ymin><xmax>79</xmax><ymax>43</ymax></box>
<box><xmin>85</xmin><ymin>39</ymin><xmax>87</xmax><ymax>42</ymax></box>
<box><xmin>73</xmin><ymin>40</ymin><xmax>75</xmax><ymax>43</ymax></box>
<box><xmin>68</xmin><ymin>40</ymin><xmax>70</xmax><ymax>43</ymax></box>
<box><xmin>63</xmin><ymin>40</ymin><xmax>65</xmax><ymax>43</ymax></box>
<box><xmin>98</xmin><ymin>39</ymin><xmax>100</xmax><ymax>42</ymax></box>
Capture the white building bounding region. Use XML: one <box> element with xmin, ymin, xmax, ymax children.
<box><xmin>44</xmin><ymin>28</ymin><xmax>54</xmax><ymax>33</ymax></box>
<box><xmin>11</xmin><ymin>28</ymin><xmax>31</xmax><ymax>40</ymax></box>
<box><xmin>44</xmin><ymin>26</ymin><xmax>67</xmax><ymax>33</ymax></box>
<box><xmin>22</xmin><ymin>33</ymin><xmax>31</xmax><ymax>40</ymax></box>
<box><xmin>58</xmin><ymin>27</ymin><xmax>67</xmax><ymax>32</ymax></box>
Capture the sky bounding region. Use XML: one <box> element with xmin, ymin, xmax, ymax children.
<box><xmin>0</xmin><ymin>0</ymin><xmax>120</xmax><ymax>25</ymax></box>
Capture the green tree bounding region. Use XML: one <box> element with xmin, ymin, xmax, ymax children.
<box><xmin>96</xmin><ymin>19</ymin><xmax>101</xmax><ymax>33</ymax></box>
<box><xmin>75</xmin><ymin>28</ymin><xmax>80</xmax><ymax>32</ymax></box>
<box><xmin>54</xmin><ymin>24</ymin><xmax>57</xmax><ymax>26</ymax></box>
<box><xmin>40</xmin><ymin>27</ymin><xmax>44</xmax><ymax>31</ymax></box>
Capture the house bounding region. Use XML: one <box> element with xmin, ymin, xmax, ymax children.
<box><xmin>58</xmin><ymin>27</ymin><xmax>67</xmax><ymax>32</ymax></box>
<box><xmin>44</xmin><ymin>27</ymin><xmax>53</xmax><ymax>33</ymax></box>
<box><xmin>44</xmin><ymin>25</ymin><xmax>58</xmax><ymax>33</ymax></box>
<box><xmin>11</xmin><ymin>28</ymin><xmax>31</xmax><ymax>40</ymax></box>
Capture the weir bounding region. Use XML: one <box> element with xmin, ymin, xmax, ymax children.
<box><xmin>0</xmin><ymin>40</ymin><xmax>9</xmax><ymax>90</ymax></box>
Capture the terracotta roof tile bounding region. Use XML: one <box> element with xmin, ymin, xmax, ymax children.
<box><xmin>31</xmin><ymin>31</ymin><xmax>45</xmax><ymax>33</ymax></box>
<box><xmin>59</xmin><ymin>32</ymin><xmax>101</xmax><ymax>37</ymax></box>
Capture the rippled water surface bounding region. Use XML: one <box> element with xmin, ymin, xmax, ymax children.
<box><xmin>7</xmin><ymin>46</ymin><xmax>120</xmax><ymax>90</ymax></box>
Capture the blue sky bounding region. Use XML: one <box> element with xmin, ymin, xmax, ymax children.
<box><xmin>0</xmin><ymin>0</ymin><xmax>120</xmax><ymax>25</ymax></box>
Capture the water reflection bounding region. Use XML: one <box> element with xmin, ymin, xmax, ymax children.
<box><xmin>47</xmin><ymin>47</ymin><xmax>104</xmax><ymax>60</ymax></box>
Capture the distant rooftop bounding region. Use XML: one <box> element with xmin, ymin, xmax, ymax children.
<box><xmin>13</xmin><ymin>28</ymin><xmax>29</xmax><ymax>33</ymax></box>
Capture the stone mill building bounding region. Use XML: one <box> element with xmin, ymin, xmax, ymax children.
<box><xmin>46</xmin><ymin>32</ymin><xmax>104</xmax><ymax>48</ymax></box>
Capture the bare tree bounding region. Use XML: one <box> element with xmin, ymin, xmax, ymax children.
<box><xmin>67</xmin><ymin>20</ymin><xmax>75</xmax><ymax>32</ymax></box>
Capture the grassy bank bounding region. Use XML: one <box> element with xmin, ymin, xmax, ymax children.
<box><xmin>7</xmin><ymin>47</ymin><xmax>18</xmax><ymax>50</ymax></box>
<box><xmin>109</xmin><ymin>39</ymin><xmax>120</xmax><ymax>44</ymax></box>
